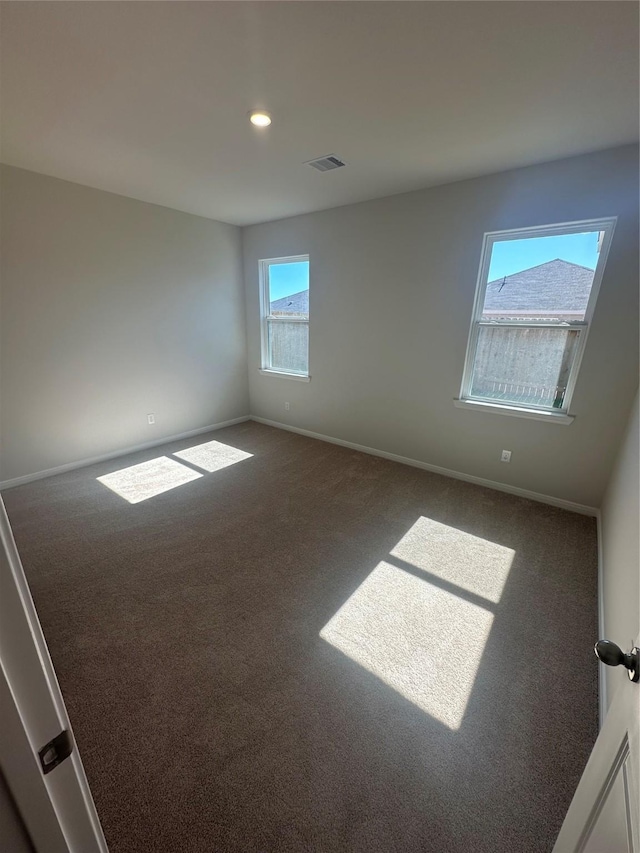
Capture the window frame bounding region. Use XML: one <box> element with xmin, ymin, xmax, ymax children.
<box><xmin>457</xmin><ymin>217</ymin><xmax>617</xmax><ymax>422</ymax></box>
<box><xmin>259</xmin><ymin>254</ymin><xmax>310</xmax><ymax>380</ymax></box>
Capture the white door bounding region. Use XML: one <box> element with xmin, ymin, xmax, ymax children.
<box><xmin>553</xmin><ymin>640</ymin><xmax>639</xmax><ymax>853</ymax></box>
<box><xmin>0</xmin><ymin>498</ymin><xmax>108</xmax><ymax>852</ymax></box>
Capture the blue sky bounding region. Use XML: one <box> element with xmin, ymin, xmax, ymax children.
<box><xmin>268</xmin><ymin>232</ymin><xmax>600</xmax><ymax>298</ymax></box>
<box><xmin>487</xmin><ymin>231</ymin><xmax>599</xmax><ymax>282</ymax></box>
<box><xmin>269</xmin><ymin>261</ymin><xmax>309</xmax><ymax>301</ymax></box>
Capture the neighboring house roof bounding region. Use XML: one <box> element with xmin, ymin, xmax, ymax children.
<box><xmin>271</xmin><ymin>289</ymin><xmax>309</xmax><ymax>315</ymax></box>
<box><xmin>269</xmin><ymin>259</ymin><xmax>595</xmax><ymax>319</ymax></box>
<box><xmin>484</xmin><ymin>258</ymin><xmax>595</xmax><ymax>316</ymax></box>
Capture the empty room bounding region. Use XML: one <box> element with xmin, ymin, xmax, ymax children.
<box><xmin>1</xmin><ymin>2</ymin><xmax>639</xmax><ymax>852</ymax></box>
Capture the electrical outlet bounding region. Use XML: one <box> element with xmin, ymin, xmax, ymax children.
<box><xmin>500</xmin><ymin>449</ymin><xmax>511</xmax><ymax>463</ymax></box>
<box><xmin>284</xmin><ymin>402</ymin><xmax>290</xmax><ymax>411</ymax></box>
<box><xmin>147</xmin><ymin>414</ymin><xmax>155</xmax><ymax>425</ymax></box>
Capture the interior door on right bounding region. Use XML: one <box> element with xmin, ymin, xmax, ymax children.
<box><xmin>553</xmin><ymin>642</ymin><xmax>639</xmax><ymax>853</ymax></box>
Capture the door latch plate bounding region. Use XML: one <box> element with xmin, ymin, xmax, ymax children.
<box><xmin>39</xmin><ymin>729</ymin><xmax>73</xmax><ymax>774</ymax></box>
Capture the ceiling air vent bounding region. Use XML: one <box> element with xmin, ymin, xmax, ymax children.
<box><xmin>306</xmin><ymin>154</ymin><xmax>346</xmax><ymax>172</ymax></box>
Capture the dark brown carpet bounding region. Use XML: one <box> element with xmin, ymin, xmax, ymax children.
<box><xmin>3</xmin><ymin>422</ymin><xmax>598</xmax><ymax>853</ymax></box>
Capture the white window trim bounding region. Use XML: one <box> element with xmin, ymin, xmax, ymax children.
<box><xmin>259</xmin><ymin>254</ymin><xmax>310</xmax><ymax>379</ymax></box>
<box><xmin>454</xmin><ymin>398</ymin><xmax>574</xmax><ymax>424</ymax></box>
<box><xmin>457</xmin><ymin>217</ymin><xmax>617</xmax><ymax>422</ymax></box>
<box><xmin>259</xmin><ymin>368</ymin><xmax>311</xmax><ymax>382</ymax></box>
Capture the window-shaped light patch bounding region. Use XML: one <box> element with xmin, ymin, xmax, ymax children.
<box><xmin>390</xmin><ymin>516</ymin><xmax>514</xmax><ymax>604</ymax></box>
<box><xmin>321</xmin><ymin>561</ymin><xmax>495</xmax><ymax>730</ymax></box>
<box><xmin>320</xmin><ymin>518</ymin><xmax>515</xmax><ymax>730</ymax></box>
<box><xmin>173</xmin><ymin>440</ymin><xmax>253</xmax><ymax>473</ymax></box>
<box><xmin>97</xmin><ymin>457</ymin><xmax>202</xmax><ymax>504</ymax></box>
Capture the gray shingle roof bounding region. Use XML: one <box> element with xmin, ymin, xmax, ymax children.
<box><xmin>268</xmin><ymin>259</ymin><xmax>594</xmax><ymax>319</ymax></box>
<box><xmin>270</xmin><ymin>289</ymin><xmax>309</xmax><ymax>315</ymax></box>
<box><xmin>483</xmin><ymin>258</ymin><xmax>595</xmax><ymax>317</ymax></box>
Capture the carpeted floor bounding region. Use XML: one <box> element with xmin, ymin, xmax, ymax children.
<box><xmin>3</xmin><ymin>422</ymin><xmax>599</xmax><ymax>852</ymax></box>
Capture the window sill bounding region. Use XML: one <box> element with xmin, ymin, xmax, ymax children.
<box><xmin>259</xmin><ymin>369</ymin><xmax>311</xmax><ymax>383</ymax></box>
<box><xmin>453</xmin><ymin>398</ymin><xmax>574</xmax><ymax>424</ymax></box>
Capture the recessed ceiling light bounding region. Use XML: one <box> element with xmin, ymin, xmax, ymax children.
<box><xmin>249</xmin><ymin>110</ymin><xmax>272</xmax><ymax>128</ymax></box>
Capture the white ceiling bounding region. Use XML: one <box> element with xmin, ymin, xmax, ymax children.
<box><xmin>1</xmin><ymin>2</ymin><xmax>638</xmax><ymax>226</ymax></box>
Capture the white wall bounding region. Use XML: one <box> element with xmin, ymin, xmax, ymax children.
<box><xmin>1</xmin><ymin>166</ymin><xmax>249</xmax><ymax>483</ymax></box>
<box><xmin>601</xmin><ymin>390</ymin><xmax>639</xmax><ymax>710</ymax></box>
<box><xmin>243</xmin><ymin>145</ymin><xmax>639</xmax><ymax>508</ymax></box>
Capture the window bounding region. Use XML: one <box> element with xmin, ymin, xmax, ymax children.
<box><xmin>259</xmin><ymin>255</ymin><xmax>310</xmax><ymax>378</ymax></box>
<box><xmin>458</xmin><ymin>219</ymin><xmax>616</xmax><ymax>421</ymax></box>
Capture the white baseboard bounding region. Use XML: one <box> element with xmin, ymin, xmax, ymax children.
<box><xmin>251</xmin><ymin>416</ymin><xmax>600</xmax><ymax>517</ymax></box>
<box><xmin>0</xmin><ymin>416</ymin><xmax>251</xmax><ymax>490</ymax></box>
<box><xmin>2</xmin><ymin>409</ymin><xmax>606</xmax><ymax>720</ymax></box>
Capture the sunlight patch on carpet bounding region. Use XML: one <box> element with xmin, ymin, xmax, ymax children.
<box><xmin>97</xmin><ymin>457</ymin><xmax>202</xmax><ymax>504</ymax></box>
<box><xmin>320</xmin><ymin>518</ymin><xmax>515</xmax><ymax>730</ymax></box>
<box><xmin>173</xmin><ymin>439</ymin><xmax>253</xmax><ymax>473</ymax></box>
<box><xmin>390</xmin><ymin>516</ymin><xmax>514</xmax><ymax>603</ymax></box>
